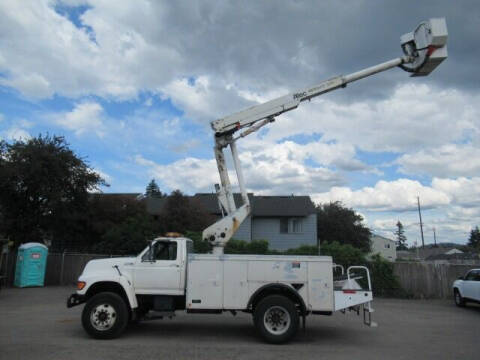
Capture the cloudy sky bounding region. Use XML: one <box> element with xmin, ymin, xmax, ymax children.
<box><xmin>1</xmin><ymin>1</ymin><xmax>479</xmax><ymax>246</ymax></box>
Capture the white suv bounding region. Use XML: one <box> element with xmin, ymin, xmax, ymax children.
<box><xmin>453</xmin><ymin>269</ymin><xmax>480</xmax><ymax>307</ymax></box>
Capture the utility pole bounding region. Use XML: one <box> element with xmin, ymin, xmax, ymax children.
<box><xmin>433</xmin><ymin>227</ymin><xmax>437</xmax><ymax>247</ymax></box>
<box><xmin>417</xmin><ymin>196</ymin><xmax>425</xmax><ymax>249</ymax></box>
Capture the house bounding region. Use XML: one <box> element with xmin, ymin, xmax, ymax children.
<box><xmin>444</xmin><ymin>248</ymin><xmax>463</xmax><ymax>255</ymax></box>
<box><xmin>146</xmin><ymin>193</ymin><xmax>318</xmax><ymax>251</ymax></box>
<box><xmin>369</xmin><ymin>234</ymin><xmax>397</xmax><ymax>262</ymax></box>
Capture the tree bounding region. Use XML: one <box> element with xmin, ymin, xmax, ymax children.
<box><xmin>83</xmin><ymin>194</ymin><xmax>152</xmax><ymax>251</ymax></box>
<box><xmin>158</xmin><ymin>190</ymin><xmax>214</xmax><ymax>234</ymax></box>
<box><xmin>394</xmin><ymin>221</ymin><xmax>408</xmax><ymax>250</ymax></box>
<box><xmin>468</xmin><ymin>226</ymin><xmax>480</xmax><ymax>250</ymax></box>
<box><xmin>145</xmin><ymin>179</ymin><xmax>163</xmax><ymax>198</ymax></box>
<box><xmin>92</xmin><ymin>214</ymin><xmax>159</xmax><ymax>255</ymax></box>
<box><xmin>0</xmin><ymin>135</ymin><xmax>105</xmax><ymax>248</ymax></box>
<box><xmin>316</xmin><ymin>201</ymin><xmax>371</xmax><ymax>253</ymax></box>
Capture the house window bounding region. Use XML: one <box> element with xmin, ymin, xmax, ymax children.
<box><xmin>280</xmin><ymin>218</ymin><xmax>289</xmax><ymax>233</ymax></box>
<box><xmin>280</xmin><ymin>218</ymin><xmax>303</xmax><ymax>234</ymax></box>
<box><xmin>291</xmin><ymin>218</ymin><xmax>303</xmax><ymax>233</ymax></box>
<box><xmin>385</xmin><ymin>244</ymin><xmax>390</xmax><ymax>249</ymax></box>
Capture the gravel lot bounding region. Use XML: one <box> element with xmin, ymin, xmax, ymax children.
<box><xmin>0</xmin><ymin>286</ymin><xmax>478</xmax><ymax>360</ymax></box>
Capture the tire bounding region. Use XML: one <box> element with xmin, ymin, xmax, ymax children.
<box><xmin>454</xmin><ymin>289</ymin><xmax>466</xmax><ymax>307</ymax></box>
<box><xmin>82</xmin><ymin>292</ymin><xmax>129</xmax><ymax>339</ymax></box>
<box><xmin>253</xmin><ymin>295</ymin><xmax>299</xmax><ymax>344</ymax></box>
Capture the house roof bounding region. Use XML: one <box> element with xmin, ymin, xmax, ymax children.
<box><xmin>146</xmin><ymin>193</ymin><xmax>316</xmax><ymax>217</ymax></box>
<box><xmin>89</xmin><ymin>192</ymin><xmax>143</xmax><ymax>200</ymax></box>
<box><xmin>370</xmin><ymin>234</ymin><xmax>396</xmax><ymax>243</ymax></box>
<box><xmin>397</xmin><ymin>246</ymin><xmax>470</xmax><ymax>260</ymax></box>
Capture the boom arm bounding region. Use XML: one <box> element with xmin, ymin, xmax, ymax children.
<box><xmin>202</xmin><ymin>18</ymin><xmax>447</xmax><ymax>254</ymax></box>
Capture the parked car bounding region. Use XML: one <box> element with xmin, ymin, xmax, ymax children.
<box><xmin>453</xmin><ymin>269</ymin><xmax>480</xmax><ymax>307</ymax></box>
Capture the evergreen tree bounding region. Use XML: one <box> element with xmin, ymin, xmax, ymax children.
<box><xmin>145</xmin><ymin>179</ymin><xmax>162</xmax><ymax>198</ymax></box>
<box><xmin>394</xmin><ymin>221</ymin><xmax>408</xmax><ymax>250</ymax></box>
<box><xmin>468</xmin><ymin>226</ymin><xmax>480</xmax><ymax>250</ymax></box>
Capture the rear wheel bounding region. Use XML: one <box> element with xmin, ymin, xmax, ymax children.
<box><xmin>82</xmin><ymin>292</ymin><xmax>129</xmax><ymax>339</ymax></box>
<box><xmin>253</xmin><ymin>295</ymin><xmax>299</xmax><ymax>344</ymax></box>
<box><xmin>454</xmin><ymin>289</ymin><xmax>466</xmax><ymax>307</ymax></box>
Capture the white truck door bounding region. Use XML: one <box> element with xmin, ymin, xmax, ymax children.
<box><xmin>462</xmin><ymin>270</ymin><xmax>478</xmax><ymax>299</ymax></box>
<box><xmin>133</xmin><ymin>240</ymin><xmax>184</xmax><ymax>295</ymax></box>
<box><xmin>475</xmin><ymin>271</ymin><xmax>480</xmax><ymax>301</ymax></box>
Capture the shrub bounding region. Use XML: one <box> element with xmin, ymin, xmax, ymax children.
<box><xmin>320</xmin><ymin>241</ymin><xmax>366</xmax><ymax>268</ymax></box>
<box><xmin>225</xmin><ymin>239</ymin><xmax>269</xmax><ymax>254</ymax></box>
<box><xmin>368</xmin><ymin>254</ymin><xmax>405</xmax><ymax>297</ymax></box>
<box><xmin>184</xmin><ymin>231</ymin><xmax>212</xmax><ymax>254</ymax></box>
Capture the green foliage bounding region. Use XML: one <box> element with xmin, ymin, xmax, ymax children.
<box><xmin>92</xmin><ymin>215</ymin><xmax>158</xmax><ymax>255</ymax></box>
<box><xmin>0</xmin><ymin>135</ymin><xmax>105</xmax><ymax>248</ymax></box>
<box><xmin>184</xmin><ymin>231</ymin><xmax>212</xmax><ymax>254</ymax></box>
<box><xmin>225</xmin><ymin>239</ymin><xmax>269</xmax><ymax>254</ymax></box>
<box><xmin>159</xmin><ymin>190</ymin><xmax>215</xmax><ymax>234</ymax></box>
<box><xmin>145</xmin><ymin>179</ymin><xmax>163</xmax><ymax>198</ymax></box>
<box><xmin>283</xmin><ymin>245</ymin><xmax>319</xmax><ymax>255</ymax></box>
<box><xmin>468</xmin><ymin>226</ymin><xmax>480</xmax><ymax>250</ymax></box>
<box><xmin>320</xmin><ymin>241</ymin><xmax>366</xmax><ymax>268</ymax></box>
<box><xmin>395</xmin><ymin>221</ymin><xmax>408</xmax><ymax>250</ymax></box>
<box><xmin>316</xmin><ymin>201</ymin><xmax>371</xmax><ymax>252</ymax></box>
<box><xmin>368</xmin><ymin>254</ymin><xmax>405</xmax><ymax>297</ymax></box>
<box><xmin>84</xmin><ymin>194</ymin><xmax>159</xmax><ymax>252</ymax></box>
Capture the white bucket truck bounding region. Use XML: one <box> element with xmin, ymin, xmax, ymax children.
<box><xmin>67</xmin><ymin>18</ymin><xmax>448</xmax><ymax>343</ymax></box>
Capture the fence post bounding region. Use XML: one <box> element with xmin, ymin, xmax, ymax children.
<box><xmin>60</xmin><ymin>250</ymin><xmax>67</xmax><ymax>286</ymax></box>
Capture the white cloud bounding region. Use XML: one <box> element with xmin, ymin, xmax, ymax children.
<box><xmin>263</xmin><ymin>84</ymin><xmax>479</xmax><ymax>153</ymax></box>
<box><xmin>313</xmin><ymin>177</ymin><xmax>480</xmax><ymax>245</ymax></box>
<box><xmin>432</xmin><ymin>177</ymin><xmax>480</xmax><ymax>207</ymax></box>
<box><xmin>134</xmin><ymin>154</ymin><xmax>219</xmax><ymax>193</ymax></box>
<box><xmin>397</xmin><ymin>144</ymin><xmax>480</xmax><ymax>178</ymax></box>
<box><xmin>0</xmin><ymin>1</ymin><xmax>181</xmax><ymax>99</ymax></box>
<box><xmin>53</xmin><ymin>101</ymin><xmax>104</xmax><ymax>136</ymax></box>
<box><xmin>1</xmin><ymin>72</ymin><xmax>53</xmax><ymax>99</ymax></box>
<box><xmin>92</xmin><ymin>168</ymin><xmax>112</xmax><ymax>184</ymax></box>
<box><xmin>159</xmin><ymin>75</ymin><xmax>250</xmax><ymax>122</ymax></box>
<box><xmin>3</xmin><ymin>127</ymin><xmax>31</xmax><ymax>141</ymax></box>
<box><xmin>313</xmin><ymin>178</ymin><xmax>450</xmax><ymax>211</ymax></box>
<box><xmin>133</xmin><ymin>138</ymin><xmax>352</xmax><ymax>195</ymax></box>
<box><xmin>0</xmin><ymin>115</ymin><xmax>33</xmax><ymax>141</ymax></box>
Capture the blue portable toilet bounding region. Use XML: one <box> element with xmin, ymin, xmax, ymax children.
<box><xmin>14</xmin><ymin>242</ymin><xmax>48</xmax><ymax>287</ymax></box>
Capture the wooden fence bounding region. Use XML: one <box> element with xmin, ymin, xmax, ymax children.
<box><xmin>393</xmin><ymin>262</ymin><xmax>474</xmax><ymax>299</ymax></box>
<box><xmin>1</xmin><ymin>252</ymin><xmax>477</xmax><ymax>299</ymax></box>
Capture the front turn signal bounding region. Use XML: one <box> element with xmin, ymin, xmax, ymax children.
<box><xmin>77</xmin><ymin>281</ymin><xmax>86</xmax><ymax>290</ymax></box>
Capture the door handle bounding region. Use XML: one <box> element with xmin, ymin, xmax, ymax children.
<box><xmin>169</xmin><ymin>264</ymin><xmax>180</xmax><ymax>268</ymax></box>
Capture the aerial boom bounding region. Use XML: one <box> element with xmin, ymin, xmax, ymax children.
<box><xmin>203</xmin><ymin>18</ymin><xmax>448</xmax><ymax>253</ymax></box>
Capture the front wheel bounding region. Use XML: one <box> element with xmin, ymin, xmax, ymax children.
<box><xmin>82</xmin><ymin>292</ymin><xmax>129</xmax><ymax>339</ymax></box>
<box><xmin>454</xmin><ymin>289</ymin><xmax>466</xmax><ymax>307</ymax></box>
<box><xmin>253</xmin><ymin>295</ymin><xmax>299</xmax><ymax>344</ymax></box>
